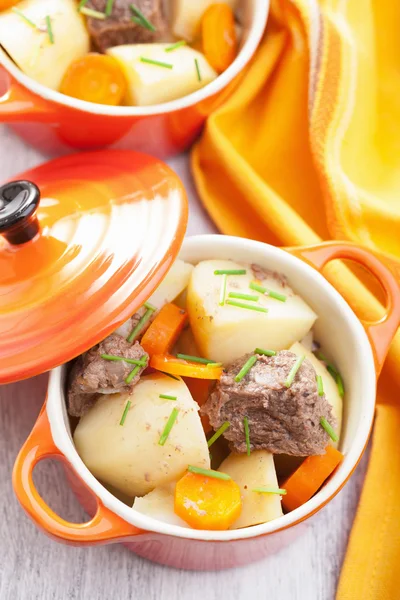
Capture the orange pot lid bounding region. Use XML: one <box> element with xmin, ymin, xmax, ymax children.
<box><xmin>0</xmin><ymin>150</ymin><xmax>188</xmax><ymax>384</ymax></box>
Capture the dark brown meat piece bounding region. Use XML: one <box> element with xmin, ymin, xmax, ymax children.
<box><xmin>85</xmin><ymin>0</ymin><xmax>168</xmax><ymax>52</ymax></box>
<box><xmin>68</xmin><ymin>334</ymin><xmax>148</xmax><ymax>417</ymax></box>
<box><xmin>202</xmin><ymin>351</ymin><xmax>335</xmax><ymax>456</ymax></box>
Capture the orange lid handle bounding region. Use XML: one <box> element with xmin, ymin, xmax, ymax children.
<box><xmin>287</xmin><ymin>242</ymin><xmax>400</xmax><ymax>377</ymax></box>
<box><xmin>13</xmin><ymin>404</ymin><xmax>144</xmax><ymax>545</ymax></box>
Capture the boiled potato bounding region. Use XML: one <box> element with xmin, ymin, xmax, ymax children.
<box><xmin>220</xmin><ymin>451</ymin><xmax>283</xmax><ymax>529</ymax></box>
<box><xmin>107</xmin><ymin>44</ymin><xmax>217</xmax><ymax>106</ymax></box>
<box><xmin>290</xmin><ymin>342</ymin><xmax>342</xmax><ymax>444</ymax></box>
<box><xmin>133</xmin><ymin>483</ymin><xmax>189</xmax><ymax>527</ymax></box>
<box><xmin>0</xmin><ymin>0</ymin><xmax>89</xmax><ymax>90</ymax></box>
<box><xmin>172</xmin><ymin>0</ymin><xmax>238</xmax><ymax>41</ymax></box>
<box><xmin>74</xmin><ymin>373</ymin><xmax>210</xmax><ymax>498</ymax></box>
<box><xmin>187</xmin><ymin>260</ymin><xmax>317</xmax><ymax>365</ymax></box>
<box><xmin>115</xmin><ymin>259</ymin><xmax>193</xmax><ymax>338</ymax></box>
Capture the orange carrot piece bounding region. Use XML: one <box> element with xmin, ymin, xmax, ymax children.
<box><xmin>175</xmin><ymin>471</ymin><xmax>241</xmax><ymax>530</ymax></box>
<box><xmin>201</xmin><ymin>3</ymin><xmax>238</xmax><ymax>74</ymax></box>
<box><xmin>1</xmin><ymin>0</ymin><xmax>19</xmax><ymax>8</ymax></box>
<box><xmin>282</xmin><ymin>446</ymin><xmax>344</xmax><ymax>512</ymax></box>
<box><xmin>60</xmin><ymin>53</ymin><xmax>126</xmax><ymax>106</ymax></box>
<box><xmin>141</xmin><ymin>303</ymin><xmax>187</xmax><ymax>356</ymax></box>
<box><xmin>150</xmin><ymin>355</ymin><xmax>223</xmax><ymax>380</ymax></box>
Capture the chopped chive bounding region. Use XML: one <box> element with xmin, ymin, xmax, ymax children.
<box><xmin>207</xmin><ymin>362</ymin><xmax>223</xmax><ymax>367</ymax></box>
<box><xmin>159</xmin><ymin>394</ymin><xmax>177</xmax><ymax>401</ymax></box>
<box><xmin>176</xmin><ymin>353</ymin><xmax>213</xmax><ymax>365</ymax></box>
<box><xmin>125</xmin><ymin>358</ymin><xmax>147</xmax><ymax>384</ymax></box>
<box><xmin>130</xmin><ymin>4</ymin><xmax>156</xmax><ymax>31</ymax></box>
<box><xmin>235</xmin><ymin>355</ymin><xmax>258</xmax><ymax>383</ymax></box>
<box><xmin>140</xmin><ymin>57</ymin><xmax>173</xmax><ymax>69</ymax></box>
<box><xmin>320</xmin><ymin>417</ymin><xmax>338</xmax><ymax>442</ymax></box>
<box><xmin>45</xmin><ymin>16</ymin><xmax>54</xmax><ymax>44</ymax></box>
<box><xmin>101</xmin><ymin>354</ymin><xmax>148</xmax><ymax>366</ymax></box>
<box><xmin>244</xmin><ymin>416</ymin><xmax>251</xmax><ymax>456</ymax></box>
<box><xmin>207</xmin><ymin>421</ymin><xmax>230</xmax><ymax>448</ymax></box>
<box><xmin>316</xmin><ymin>374</ymin><xmax>324</xmax><ymax>396</ymax></box>
<box><xmin>336</xmin><ymin>373</ymin><xmax>345</xmax><ymax>398</ymax></box>
<box><xmin>267</xmin><ymin>290</ymin><xmax>287</xmax><ymax>302</ymax></box>
<box><xmin>158</xmin><ymin>408</ymin><xmax>179</xmax><ymax>446</ymax></box>
<box><xmin>218</xmin><ymin>273</ymin><xmax>227</xmax><ymax>306</ymax></box>
<box><xmin>11</xmin><ymin>7</ymin><xmax>36</xmax><ymax>27</ymax></box>
<box><xmin>214</xmin><ymin>269</ymin><xmax>247</xmax><ymax>275</ymax></box>
<box><xmin>188</xmin><ymin>465</ymin><xmax>231</xmax><ymax>481</ymax></box>
<box><xmin>127</xmin><ymin>306</ymin><xmax>155</xmax><ymax>343</ymax></box>
<box><xmin>254</xmin><ymin>348</ymin><xmax>276</xmax><ymax>357</ymax></box>
<box><xmin>253</xmin><ymin>487</ymin><xmax>287</xmax><ymax>495</ymax></box>
<box><xmin>225</xmin><ymin>300</ymin><xmax>268</xmax><ymax>313</ymax></box>
<box><xmin>158</xmin><ymin>371</ymin><xmax>180</xmax><ymax>381</ymax></box>
<box><xmin>105</xmin><ymin>0</ymin><xmax>114</xmax><ymax>16</ymax></box>
<box><xmin>165</xmin><ymin>40</ymin><xmax>186</xmax><ymax>52</ymax></box>
<box><xmin>228</xmin><ymin>292</ymin><xmax>259</xmax><ymax>302</ymax></box>
<box><xmin>195</xmin><ymin>58</ymin><xmax>201</xmax><ymax>82</ymax></box>
<box><xmin>144</xmin><ymin>301</ymin><xmax>157</xmax><ymax>311</ymax></box>
<box><xmin>79</xmin><ymin>7</ymin><xmax>106</xmax><ymax>19</ymax></box>
<box><xmin>249</xmin><ymin>281</ymin><xmax>266</xmax><ymax>294</ymax></box>
<box><xmin>119</xmin><ymin>400</ymin><xmax>131</xmax><ymax>426</ymax></box>
<box><xmin>77</xmin><ymin>0</ymin><xmax>90</xmax><ymax>8</ymax></box>
<box><xmin>285</xmin><ymin>355</ymin><xmax>305</xmax><ymax>388</ymax></box>
<box><xmin>314</xmin><ymin>351</ymin><xmax>332</xmax><ymax>367</ymax></box>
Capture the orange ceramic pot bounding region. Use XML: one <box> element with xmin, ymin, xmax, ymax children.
<box><xmin>12</xmin><ymin>235</ymin><xmax>400</xmax><ymax>570</ymax></box>
<box><xmin>0</xmin><ymin>1</ymin><xmax>268</xmax><ymax>157</ymax></box>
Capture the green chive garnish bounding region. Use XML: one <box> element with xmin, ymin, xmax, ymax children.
<box><xmin>159</xmin><ymin>394</ymin><xmax>177</xmax><ymax>401</ymax></box>
<box><xmin>316</xmin><ymin>374</ymin><xmax>324</xmax><ymax>396</ymax></box>
<box><xmin>144</xmin><ymin>301</ymin><xmax>157</xmax><ymax>311</ymax></box>
<box><xmin>45</xmin><ymin>16</ymin><xmax>54</xmax><ymax>44</ymax></box>
<box><xmin>226</xmin><ymin>300</ymin><xmax>268</xmax><ymax>313</ymax></box>
<box><xmin>140</xmin><ymin>57</ymin><xmax>173</xmax><ymax>69</ymax></box>
<box><xmin>207</xmin><ymin>362</ymin><xmax>223</xmax><ymax>367</ymax></box>
<box><xmin>249</xmin><ymin>281</ymin><xmax>286</xmax><ymax>302</ymax></box>
<box><xmin>188</xmin><ymin>465</ymin><xmax>231</xmax><ymax>481</ymax></box>
<box><xmin>254</xmin><ymin>348</ymin><xmax>276</xmax><ymax>356</ymax></box>
<box><xmin>228</xmin><ymin>292</ymin><xmax>259</xmax><ymax>302</ymax></box>
<box><xmin>253</xmin><ymin>487</ymin><xmax>287</xmax><ymax>495</ymax></box>
<box><xmin>176</xmin><ymin>353</ymin><xmax>215</xmax><ymax>365</ymax></box>
<box><xmin>336</xmin><ymin>373</ymin><xmax>345</xmax><ymax>398</ymax></box>
<box><xmin>214</xmin><ymin>269</ymin><xmax>247</xmax><ymax>275</ymax></box>
<box><xmin>235</xmin><ymin>355</ymin><xmax>258</xmax><ymax>383</ymax></box>
<box><xmin>158</xmin><ymin>408</ymin><xmax>179</xmax><ymax>446</ymax></box>
<box><xmin>244</xmin><ymin>416</ymin><xmax>251</xmax><ymax>456</ymax></box>
<box><xmin>77</xmin><ymin>0</ymin><xmax>90</xmax><ymax>9</ymax></box>
<box><xmin>165</xmin><ymin>40</ymin><xmax>186</xmax><ymax>52</ymax></box>
<box><xmin>267</xmin><ymin>290</ymin><xmax>287</xmax><ymax>302</ymax></box>
<box><xmin>119</xmin><ymin>400</ymin><xmax>131</xmax><ymax>426</ymax></box>
<box><xmin>101</xmin><ymin>354</ymin><xmax>146</xmax><ymax>365</ymax></box>
<box><xmin>130</xmin><ymin>4</ymin><xmax>156</xmax><ymax>31</ymax></box>
<box><xmin>195</xmin><ymin>58</ymin><xmax>201</xmax><ymax>81</ymax></box>
<box><xmin>11</xmin><ymin>7</ymin><xmax>36</xmax><ymax>27</ymax></box>
<box><xmin>207</xmin><ymin>422</ymin><xmax>230</xmax><ymax>448</ymax></box>
<box><xmin>105</xmin><ymin>0</ymin><xmax>115</xmax><ymax>16</ymax></box>
<box><xmin>249</xmin><ymin>281</ymin><xmax>266</xmax><ymax>293</ymax></box>
<box><xmin>125</xmin><ymin>357</ymin><xmax>147</xmax><ymax>384</ymax></box>
<box><xmin>320</xmin><ymin>417</ymin><xmax>338</xmax><ymax>442</ymax></box>
<box><xmin>79</xmin><ymin>7</ymin><xmax>106</xmax><ymax>19</ymax></box>
<box><xmin>127</xmin><ymin>305</ymin><xmax>156</xmax><ymax>343</ymax></box>
<box><xmin>285</xmin><ymin>355</ymin><xmax>305</xmax><ymax>388</ymax></box>
<box><xmin>219</xmin><ymin>273</ymin><xmax>227</xmax><ymax>306</ymax></box>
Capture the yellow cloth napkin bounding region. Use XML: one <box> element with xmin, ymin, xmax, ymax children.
<box><xmin>191</xmin><ymin>1</ymin><xmax>400</xmax><ymax>597</ymax></box>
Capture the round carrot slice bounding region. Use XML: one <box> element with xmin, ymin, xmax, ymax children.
<box><xmin>60</xmin><ymin>53</ymin><xmax>127</xmax><ymax>106</ymax></box>
<box><xmin>1</xmin><ymin>0</ymin><xmax>20</xmax><ymax>9</ymax></box>
<box><xmin>201</xmin><ymin>3</ymin><xmax>238</xmax><ymax>74</ymax></box>
<box><xmin>175</xmin><ymin>471</ymin><xmax>242</xmax><ymax>530</ymax></box>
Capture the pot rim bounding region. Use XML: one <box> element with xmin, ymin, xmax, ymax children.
<box><xmin>0</xmin><ymin>1</ymin><xmax>269</xmax><ymax>117</ymax></box>
<box><xmin>45</xmin><ymin>235</ymin><xmax>376</xmax><ymax>542</ymax></box>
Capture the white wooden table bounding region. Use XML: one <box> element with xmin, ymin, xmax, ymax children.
<box><xmin>0</xmin><ymin>126</ymin><xmax>368</xmax><ymax>600</ymax></box>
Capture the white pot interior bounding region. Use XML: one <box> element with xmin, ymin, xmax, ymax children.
<box><xmin>46</xmin><ymin>235</ymin><xmax>376</xmax><ymax>541</ymax></box>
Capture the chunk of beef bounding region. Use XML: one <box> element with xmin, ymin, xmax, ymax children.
<box><xmin>202</xmin><ymin>350</ymin><xmax>335</xmax><ymax>456</ymax></box>
<box><xmin>68</xmin><ymin>334</ymin><xmax>148</xmax><ymax>417</ymax></box>
<box><xmin>251</xmin><ymin>264</ymin><xmax>289</xmax><ymax>290</ymax></box>
<box><xmin>85</xmin><ymin>0</ymin><xmax>168</xmax><ymax>52</ymax></box>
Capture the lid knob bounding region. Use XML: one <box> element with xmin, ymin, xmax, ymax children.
<box><xmin>0</xmin><ymin>180</ymin><xmax>40</xmax><ymax>245</ymax></box>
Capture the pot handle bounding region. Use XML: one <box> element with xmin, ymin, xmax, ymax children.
<box><xmin>287</xmin><ymin>242</ymin><xmax>400</xmax><ymax>376</ymax></box>
<box><xmin>13</xmin><ymin>404</ymin><xmax>144</xmax><ymax>545</ymax></box>
<box><xmin>0</xmin><ymin>67</ymin><xmax>55</xmax><ymax>122</ymax></box>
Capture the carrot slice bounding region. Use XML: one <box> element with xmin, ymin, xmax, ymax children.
<box><xmin>1</xmin><ymin>0</ymin><xmax>19</xmax><ymax>8</ymax></box>
<box><xmin>201</xmin><ymin>3</ymin><xmax>238</xmax><ymax>74</ymax></box>
<box><xmin>150</xmin><ymin>355</ymin><xmax>223</xmax><ymax>380</ymax></box>
<box><xmin>175</xmin><ymin>471</ymin><xmax>241</xmax><ymax>530</ymax></box>
<box><xmin>60</xmin><ymin>53</ymin><xmax>126</xmax><ymax>106</ymax></box>
<box><xmin>282</xmin><ymin>446</ymin><xmax>344</xmax><ymax>512</ymax></box>
<box><xmin>141</xmin><ymin>303</ymin><xmax>187</xmax><ymax>356</ymax></box>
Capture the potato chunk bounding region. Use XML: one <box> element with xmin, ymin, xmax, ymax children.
<box><xmin>74</xmin><ymin>373</ymin><xmax>210</xmax><ymax>498</ymax></box>
<box><xmin>133</xmin><ymin>484</ymin><xmax>189</xmax><ymax>527</ymax></box>
<box><xmin>187</xmin><ymin>260</ymin><xmax>317</xmax><ymax>365</ymax></box>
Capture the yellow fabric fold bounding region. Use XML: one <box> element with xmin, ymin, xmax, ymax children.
<box><xmin>191</xmin><ymin>1</ymin><xmax>400</xmax><ymax>597</ymax></box>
